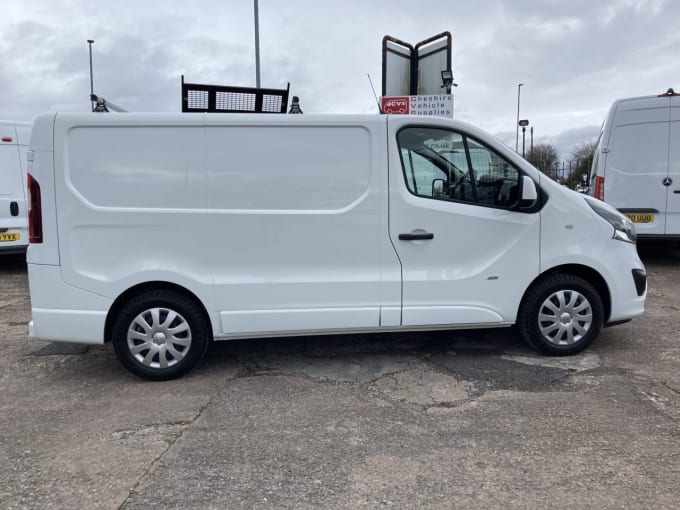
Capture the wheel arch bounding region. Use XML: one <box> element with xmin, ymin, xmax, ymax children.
<box><xmin>520</xmin><ymin>264</ymin><xmax>611</xmax><ymax>323</ymax></box>
<box><xmin>104</xmin><ymin>281</ymin><xmax>213</xmax><ymax>344</ymax></box>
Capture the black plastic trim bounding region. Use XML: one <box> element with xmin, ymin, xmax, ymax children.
<box><xmin>604</xmin><ymin>319</ymin><xmax>632</xmax><ymax>328</ymax></box>
<box><xmin>632</xmin><ymin>269</ymin><xmax>647</xmax><ymax>296</ymax></box>
<box><xmin>618</xmin><ymin>208</ymin><xmax>659</xmax><ymax>214</ymax></box>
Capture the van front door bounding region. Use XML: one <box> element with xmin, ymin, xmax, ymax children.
<box><xmin>387</xmin><ymin>121</ymin><xmax>540</xmax><ymax>327</ymax></box>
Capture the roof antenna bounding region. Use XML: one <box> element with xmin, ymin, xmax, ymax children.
<box><xmin>367</xmin><ymin>73</ymin><xmax>383</xmax><ymax>113</ymax></box>
<box><xmin>87</xmin><ymin>39</ymin><xmax>95</xmax><ymax>112</ymax></box>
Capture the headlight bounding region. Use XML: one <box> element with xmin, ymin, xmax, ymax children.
<box><xmin>585</xmin><ymin>197</ymin><xmax>637</xmax><ymax>243</ymax></box>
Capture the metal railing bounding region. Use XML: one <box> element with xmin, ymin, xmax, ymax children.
<box><xmin>181</xmin><ymin>75</ymin><xmax>290</xmax><ymax>114</ymax></box>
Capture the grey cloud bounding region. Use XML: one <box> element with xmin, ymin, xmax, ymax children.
<box><xmin>1</xmin><ymin>0</ymin><xmax>677</xmax><ymax>156</ymax></box>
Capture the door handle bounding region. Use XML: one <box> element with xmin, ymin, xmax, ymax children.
<box><xmin>674</xmin><ymin>190</ymin><xmax>680</xmax><ymax>194</ymax></box>
<box><xmin>398</xmin><ymin>232</ymin><xmax>434</xmax><ymax>241</ymax></box>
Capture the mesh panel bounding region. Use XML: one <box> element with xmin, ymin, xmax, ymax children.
<box><xmin>216</xmin><ymin>92</ymin><xmax>256</xmax><ymax>111</ymax></box>
<box><xmin>262</xmin><ymin>94</ymin><xmax>283</xmax><ymax>112</ymax></box>
<box><xmin>182</xmin><ymin>79</ymin><xmax>289</xmax><ymax>113</ymax></box>
<box><xmin>187</xmin><ymin>90</ymin><xmax>208</xmax><ymax>110</ymax></box>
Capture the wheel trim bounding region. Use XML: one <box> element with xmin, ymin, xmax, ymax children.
<box><xmin>537</xmin><ymin>289</ymin><xmax>592</xmax><ymax>346</ymax></box>
<box><xmin>127</xmin><ymin>307</ymin><xmax>192</xmax><ymax>369</ymax></box>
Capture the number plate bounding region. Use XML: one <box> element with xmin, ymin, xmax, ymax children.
<box><xmin>0</xmin><ymin>232</ymin><xmax>20</xmax><ymax>242</ymax></box>
<box><xmin>625</xmin><ymin>213</ymin><xmax>654</xmax><ymax>223</ymax></box>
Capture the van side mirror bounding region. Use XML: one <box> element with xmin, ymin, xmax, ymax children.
<box><xmin>432</xmin><ymin>178</ymin><xmax>445</xmax><ymax>198</ymax></box>
<box><xmin>519</xmin><ymin>175</ymin><xmax>538</xmax><ymax>209</ymax></box>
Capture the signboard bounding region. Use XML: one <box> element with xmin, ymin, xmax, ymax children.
<box><xmin>381</xmin><ymin>95</ymin><xmax>453</xmax><ymax>117</ymax></box>
<box><xmin>382</xmin><ymin>32</ymin><xmax>452</xmax><ymax>96</ymax></box>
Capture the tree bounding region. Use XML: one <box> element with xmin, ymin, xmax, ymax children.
<box><xmin>526</xmin><ymin>143</ymin><xmax>559</xmax><ymax>179</ymax></box>
<box><xmin>565</xmin><ymin>141</ymin><xmax>597</xmax><ymax>189</ymax></box>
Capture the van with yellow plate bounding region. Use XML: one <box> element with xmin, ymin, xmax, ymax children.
<box><xmin>589</xmin><ymin>89</ymin><xmax>680</xmax><ymax>240</ymax></box>
<box><xmin>0</xmin><ymin>121</ymin><xmax>31</xmax><ymax>254</ymax></box>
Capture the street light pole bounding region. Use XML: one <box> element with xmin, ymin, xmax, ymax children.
<box><xmin>254</xmin><ymin>0</ymin><xmax>261</xmax><ymax>88</ymax></box>
<box><xmin>515</xmin><ymin>83</ymin><xmax>523</xmax><ymax>152</ymax></box>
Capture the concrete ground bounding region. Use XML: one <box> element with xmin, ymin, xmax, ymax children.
<box><xmin>1</xmin><ymin>245</ymin><xmax>679</xmax><ymax>509</ymax></box>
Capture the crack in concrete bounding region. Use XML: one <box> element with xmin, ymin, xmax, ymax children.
<box><xmin>116</xmin><ymin>366</ymin><xmax>249</xmax><ymax>509</ymax></box>
<box><xmin>663</xmin><ymin>381</ymin><xmax>680</xmax><ymax>396</ymax></box>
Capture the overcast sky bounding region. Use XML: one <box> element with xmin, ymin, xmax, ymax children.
<box><xmin>1</xmin><ymin>0</ymin><xmax>678</xmax><ymax>159</ymax></box>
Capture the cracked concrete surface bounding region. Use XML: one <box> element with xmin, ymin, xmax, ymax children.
<box><xmin>499</xmin><ymin>350</ymin><xmax>602</xmax><ymax>372</ymax></box>
<box><xmin>371</xmin><ymin>369</ymin><xmax>473</xmax><ymax>407</ymax></box>
<box><xmin>1</xmin><ymin>245</ymin><xmax>680</xmax><ymax>509</ymax></box>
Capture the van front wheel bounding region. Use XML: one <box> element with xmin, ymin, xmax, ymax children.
<box><xmin>112</xmin><ymin>290</ymin><xmax>210</xmax><ymax>380</ymax></box>
<box><xmin>518</xmin><ymin>274</ymin><xmax>603</xmax><ymax>356</ymax></box>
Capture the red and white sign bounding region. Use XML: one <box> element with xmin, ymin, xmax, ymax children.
<box><xmin>381</xmin><ymin>96</ymin><xmax>410</xmax><ymax>114</ymax></box>
<box><xmin>381</xmin><ymin>95</ymin><xmax>453</xmax><ymax>118</ymax></box>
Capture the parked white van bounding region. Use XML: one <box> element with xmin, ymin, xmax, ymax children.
<box><xmin>589</xmin><ymin>88</ymin><xmax>680</xmax><ymax>240</ymax></box>
<box><xmin>0</xmin><ymin>120</ymin><xmax>31</xmax><ymax>254</ymax></box>
<box><xmin>26</xmin><ymin>113</ymin><xmax>647</xmax><ymax>380</ymax></box>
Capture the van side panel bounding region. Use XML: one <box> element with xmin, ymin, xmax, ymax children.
<box><xmin>54</xmin><ymin>116</ymin><xmax>214</xmax><ymax>321</ymax></box>
<box><xmin>604</xmin><ymin>97</ymin><xmax>670</xmax><ymax>236</ymax></box>
<box><xmin>203</xmin><ymin>116</ymin><xmax>400</xmax><ymax>335</ymax></box>
<box><xmin>666</xmin><ymin>97</ymin><xmax>680</xmax><ymax>235</ymax></box>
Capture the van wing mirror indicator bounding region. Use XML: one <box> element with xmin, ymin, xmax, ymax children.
<box><xmin>519</xmin><ymin>175</ymin><xmax>538</xmax><ymax>209</ymax></box>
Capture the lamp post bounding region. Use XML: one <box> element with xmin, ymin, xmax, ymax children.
<box><xmin>515</xmin><ymin>83</ymin><xmax>524</xmax><ymax>152</ymax></box>
<box><xmin>254</xmin><ymin>0</ymin><xmax>261</xmax><ymax>88</ymax></box>
<box><xmin>519</xmin><ymin>119</ymin><xmax>529</xmax><ymax>158</ymax></box>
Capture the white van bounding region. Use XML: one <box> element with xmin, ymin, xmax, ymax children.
<box><xmin>589</xmin><ymin>89</ymin><xmax>680</xmax><ymax>240</ymax></box>
<box><xmin>26</xmin><ymin>113</ymin><xmax>647</xmax><ymax>380</ymax></box>
<box><xmin>0</xmin><ymin>121</ymin><xmax>31</xmax><ymax>254</ymax></box>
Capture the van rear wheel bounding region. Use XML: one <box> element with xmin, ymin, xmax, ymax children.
<box><xmin>518</xmin><ymin>274</ymin><xmax>603</xmax><ymax>356</ymax></box>
<box><xmin>112</xmin><ymin>290</ymin><xmax>210</xmax><ymax>380</ymax></box>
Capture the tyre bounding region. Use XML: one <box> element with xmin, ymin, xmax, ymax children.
<box><xmin>112</xmin><ymin>290</ymin><xmax>210</xmax><ymax>380</ymax></box>
<box><xmin>518</xmin><ymin>274</ymin><xmax>604</xmax><ymax>356</ymax></box>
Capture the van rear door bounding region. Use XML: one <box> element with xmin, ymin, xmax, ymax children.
<box><xmin>0</xmin><ymin>122</ymin><xmax>28</xmax><ymax>252</ymax></box>
<box><xmin>665</xmin><ymin>95</ymin><xmax>680</xmax><ymax>235</ymax></box>
<box><xmin>604</xmin><ymin>97</ymin><xmax>670</xmax><ymax>236</ymax></box>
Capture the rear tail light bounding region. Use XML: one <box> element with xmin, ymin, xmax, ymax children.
<box><xmin>27</xmin><ymin>173</ymin><xmax>43</xmax><ymax>243</ymax></box>
<box><xmin>594</xmin><ymin>176</ymin><xmax>604</xmax><ymax>201</ymax></box>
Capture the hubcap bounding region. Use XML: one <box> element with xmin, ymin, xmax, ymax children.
<box><xmin>538</xmin><ymin>290</ymin><xmax>592</xmax><ymax>346</ymax></box>
<box><xmin>127</xmin><ymin>307</ymin><xmax>192</xmax><ymax>369</ymax></box>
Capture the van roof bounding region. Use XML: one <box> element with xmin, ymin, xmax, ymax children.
<box><xmin>611</xmin><ymin>89</ymin><xmax>679</xmax><ymax>110</ymax></box>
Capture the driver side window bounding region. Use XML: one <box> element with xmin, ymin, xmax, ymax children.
<box><xmin>397</xmin><ymin>127</ymin><xmax>520</xmax><ymax>209</ymax></box>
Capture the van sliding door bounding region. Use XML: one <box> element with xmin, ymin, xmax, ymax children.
<box><xmin>606</xmin><ymin>99</ymin><xmax>670</xmax><ymax>237</ymax></box>
<box><xmin>665</xmin><ymin>96</ymin><xmax>680</xmax><ymax>235</ymax></box>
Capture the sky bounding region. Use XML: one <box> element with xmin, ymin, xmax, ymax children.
<box><xmin>1</xmin><ymin>0</ymin><xmax>678</xmax><ymax>160</ymax></box>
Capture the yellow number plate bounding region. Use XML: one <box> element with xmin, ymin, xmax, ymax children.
<box><xmin>0</xmin><ymin>232</ymin><xmax>20</xmax><ymax>242</ymax></box>
<box><xmin>625</xmin><ymin>213</ymin><xmax>654</xmax><ymax>223</ymax></box>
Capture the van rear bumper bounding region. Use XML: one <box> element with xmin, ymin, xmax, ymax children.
<box><xmin>29</xmin><ymin>309</ymin><xmax>106</xmax><ymax>345</ymax></box>
<box><xmin>27</xmin><ymin>263</ymin><xmax>112</xmax><ymax>345</ymax></box>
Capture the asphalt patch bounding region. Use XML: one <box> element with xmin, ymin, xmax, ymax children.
<box><xmin>31</xmin><ymin>342</ymin><xmax>89</xmax><ymax>356</ymax></box>
<box><xmin>431</xmin><ymin>350</ymin><xmax>572</xmax><ymax>393</ymax></box>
